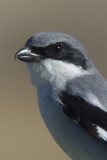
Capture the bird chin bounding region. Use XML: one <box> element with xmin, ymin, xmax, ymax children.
<box><xmin>26</xmin><ymin>61</ymin><xmax>51</xmax><ymax>88</ymax></box>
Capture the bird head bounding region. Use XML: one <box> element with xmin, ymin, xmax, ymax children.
<box><xmin>15</xmin><ymin>32</ymin><xmax>94</xmax><ymax>88</ymax></box>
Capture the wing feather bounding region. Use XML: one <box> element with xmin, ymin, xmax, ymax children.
<box><xmin>59</xmin><ymin>91</ymin><xmax>107</xmax><ymax>142</ymax></box>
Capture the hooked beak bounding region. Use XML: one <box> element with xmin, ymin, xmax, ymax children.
<box><xmin>15</xmin><ymin>48</ymin><xmax>42</xmax><ymax>62</ymax></box>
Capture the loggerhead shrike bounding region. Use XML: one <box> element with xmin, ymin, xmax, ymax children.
<box><xmin>15</xmin><ymin>32</ymin><xmax>107</xmax><ymax>160</ymax></box>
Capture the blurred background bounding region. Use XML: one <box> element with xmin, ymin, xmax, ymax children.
<box><xmin>1</xmin><ymin>0</ymin><xmax>107</xmax><ymax>159</ymax></box>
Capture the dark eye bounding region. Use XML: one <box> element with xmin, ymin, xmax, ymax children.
<box><xmin>52</xmin><ymin>43</ymin><xmax>62</xmax><ymax>54</ymax></box>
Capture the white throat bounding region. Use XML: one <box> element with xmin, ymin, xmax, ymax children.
<box><xmin>27</xmin><ymin>59</ymin><xmax>90</xmax><ymax>90</ymax></box>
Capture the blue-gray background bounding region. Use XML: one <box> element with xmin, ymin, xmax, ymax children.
<box><xmin>1</xmin><ymin>0</ymin><xmax>107</xmax><ymax>159</ymax></box>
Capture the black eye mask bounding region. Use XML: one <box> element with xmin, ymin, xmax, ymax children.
<box><xmin>28</xmin><ymin>42</ymin><xmax>87</xmax><ymax>70</ymax></box>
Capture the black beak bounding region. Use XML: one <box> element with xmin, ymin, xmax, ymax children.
<box><xmin>15</xmin><ymin>48</ymin><xmax>42</xmax><ymax>62</ymax></box>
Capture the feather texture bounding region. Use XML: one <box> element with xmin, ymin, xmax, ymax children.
<box><xmin>59</xmin><ymin>91</ymin><xmax>107</xmax><ymax>141</ymax></box>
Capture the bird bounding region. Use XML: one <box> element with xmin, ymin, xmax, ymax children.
<box><xmin>15</xmin><ymin>32</ymin><xmax>107</xmax><ymax>160</ymax></box>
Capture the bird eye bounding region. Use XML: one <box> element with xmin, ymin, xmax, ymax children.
<box><xmin>52</xmin><ymin>43</ymin><xmax>62</xmax><ymax>54</ymax></box>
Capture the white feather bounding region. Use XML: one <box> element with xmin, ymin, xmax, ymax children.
<box><xmin>28</xmin><ymin>59</ymin><xmax>91</xmax><ymax>89</ymax></box>
<box><xmin>97</xmin><ymin>126</ymin><xmax>107</xmax><ymax>141</ymax></box>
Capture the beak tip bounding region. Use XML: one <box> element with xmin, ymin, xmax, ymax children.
<box><xmin>14</xmin><ymin>48</ymin><xmax>25</xmax><ymax>61</ymax></box>
<box><xmin>14</xmin><ymin>48</ymin><xmax>36</xmax><ymax>62</ymax></box>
